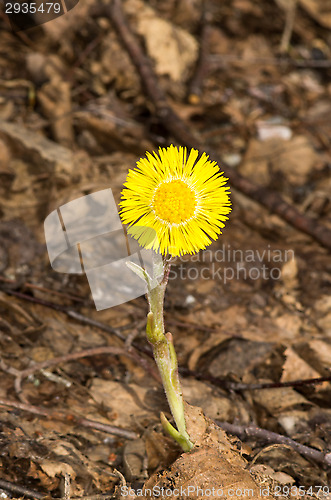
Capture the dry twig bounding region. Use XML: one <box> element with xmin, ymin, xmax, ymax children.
<box><xmin>188</xmin><ymin>5</ymin><xmax>211</xmax><ymax>104</ymax></box>
<box><xmin>0</xmin><ymin>478</ymin><xmax>48</xmax><ymax>500</ymax></box>
<box><xmin>0</xmin><ymin>397</ymin><xmax>138</xmax><ymax>440</ymax></box>
<box><xmin>1</xmin><ymin>286</ymin><xmax>330</xmax><ymax>394</ymax></box>
<box><xmin>0</xmin><ymin>340</ymin><xmax>160</xmax><ymax>402</ymax></box>
<box><xmin>217</xmin><ymin>421</ymin><xmax>331</xmax><ymax>468</ymax></box>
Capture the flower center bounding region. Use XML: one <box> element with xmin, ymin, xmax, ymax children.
<box><xmin>153</xmin><ymin>179</ymin><xmax>196</xmax><ymax>224</ymax></box>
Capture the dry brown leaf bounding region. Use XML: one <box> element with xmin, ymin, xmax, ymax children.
<box><xmin>88</xmin><ymin>379</ymin><xmax>159</xmax><ymax>428</ymax></box>
<box><xmin>145</xmin><ymin>431</ymin><xmax>179</xmax><ymax>473</ymax></box>
<box><xmin>28</xmin><ymin>461</ymin><xmax>59</xmax><ymax>491</ymax></box>
<box><xmin>0</xmin><ymin>138</ymin><xmax>11</xmax><ymax>169</ymax></box>
<box><xmin>41</xmin><ymin>0</ymin><xmax>97</xmax><ymax>39</ymax></box>
<box><xmin>206</xmin><ymin>339</ymin><xmax>280</xmax><ymax>380</ymax></box>
<box><xmin>0</xmin><ymin>119</ymin><xmax>73</xmax><ymax>173</ymax></box>
<box><xmin>123</xmin><ymin>438</ymin><xmax>147</xmax><ymax>481</ymax></box>
<box><xmin>74</xmin><ymin>100</ymin><xmax>153</xmax><ymax>155</ymax></box>
<box><xmin>252</xmin><ymin>385</ymin><xmax>312</xmax><ymax>420</ymax></box>
<box><xmin>314</xmin><ymin>295</ymin><xmax>331</xmax><ymax>314</ymax></box>
<box><xmin>241</xmin><ymin>136</ymin><xmax>318</xmax><ymax>187</ymax></box>
<box><xmin>299</xmin><ymin>0</ymin><xmax>331</xmax><ymax>28</ymax></box>
<box><xmin>316</xmin><ymin>312</ymin><xmax>331</xmax><ymax>337</ymax></box>
<box><xmin>188</xmin><ymin>332</ymin><xmax>230</xmax><ymax>371</ymax></box>
<box><xmin>142</xmin><ymin>404</ymin><xmax>277</xmax><ymax>499</ymax></box>
<box><xmin>306</xmin><ymin>340</ymin><xmax>331</xmax><ymax>372</ymax></box>
<box><xmin>276</xmin><ymin>135</ymin><xmax>319</xmax><ymax>184</ymax></box>
<box><xmin>281</xmin><ymin>347</ymin><xmax>322</xmax><ymax>382</ymax></box>
<box><xmin>0</xmin><ymin>120</ymin><xmax>99</xmax><ymax>229</ymax></box>
<box><xmin>132</xmin><ymin>1</ymin><xmax>198</xmax><ymax>82</ymax></box>
<box><xmin>38</xmin><ymin>78</ymin><xmax>74</xmax><ymax>147</ymax></box>
<box><xmin>274</xmin><ymin>314</ymin><xmax>302</xmax><ymax>339</ymax></box>
<box><xmin>281</xmin><ymin>257</ymin><xmax>298</xmax><ymax>287</ymax></box>
<box><xmin>250</xmin><ymin>464</ymin><xmax>295</xmax><ymax>487</ymax></box>
<box><xmin>168</xmin><ymin>0</ymin><xmax>202</xmax><ymax>29</ymax></box>
<box><xmin>98</xmin><ymin>32</ymin><xmax>141</xmax><ymax>94</ymax></box>
<box><xmin>182</xmin><ymin>379</ymin><xmax>241</xmax><ymax>422</ymax></box>
<box><xmin>40</xmin><ymin>460</ymin><xmax>76</xmax><ymax>479</ymax></box>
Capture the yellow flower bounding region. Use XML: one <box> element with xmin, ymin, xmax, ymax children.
<box><xmin>119</xmin><ymin>145</ymin><xmax>231</xmax><ymax>256</ymax></box>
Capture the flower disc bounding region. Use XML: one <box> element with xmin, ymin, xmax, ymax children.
<box><xmin>119</xmin><ymin>145</ymin><xmax>231</xmax><ymax>256</ymax></box>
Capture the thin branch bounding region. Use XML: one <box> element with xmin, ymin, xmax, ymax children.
<box><xmin>16</xmin><ymin>345</ymin><xmax>157</xmax><ymax>386</ymax></box>
<box><xmin>0</xmin><ymin>275</ymin><xmax>86</xmax><ymax>303</ymax></box>
<box><xmin>217</xmin><ymin>421</ymin><xmax>331</xmax><ymax>468</ymax></box>
<box><xmin>1</xmin><ymin>287</ymin><xmax>139</xmax><ymax>344</ymax></box>
<box><xmin>0</xmin><ymin>341</ymin><xmax>160</xmax><ymax>402</ymax></box>
<box><xmin>179</xmin><ymin>366</ymin><xmax>331</xmax><ymax>392</ymax></box>
<box><xmin>1</xmin><ymin>287</ymin><xmax>330</xmax><ymax>394</ymax></box>
<box><xmin>0</xmin><ymin>478</ymin><xmax>48</xmax><ymax>500</ymax></box>
<box><xmin>187</xmin><ymin>4</ymin><xmax>211</xmax><ymax>104</ymax></box>
<box><xmin>0</xmin><ymin>397</ymin><xmax>138</xmax><ymax>440</ymax></box>
<box><xmin>104</xmin><ymin>0</ymin><xmax>331</xmax><ymax>251</ymax></box>
<box><xmin>68</xmin><ymin>495</ymin><xmax>113</xmax><ymax>500</ymax></box>
<box><xmin>225</xmin><ymin>376</ymin><xmax>331</xmax><ymax>391</ymax></box>
<box><xmin>208</xmin><ymin>53</ymin><xmax>331</xmax><ymax>68</ymax></box>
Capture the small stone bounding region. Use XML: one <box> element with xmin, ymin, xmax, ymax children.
<box><xmin>185</xmin><ymin>294</ymin><xmax>196</xmax><ymax>306</ymax></box>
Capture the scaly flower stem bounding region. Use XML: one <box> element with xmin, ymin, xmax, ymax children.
<box><xmin>146</xmin><ymin>255</ymin><xmax>193</xmax><ymax>452</ymax></box>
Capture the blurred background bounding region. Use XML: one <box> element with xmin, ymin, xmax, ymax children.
<box><xmin>0</xmin><ymin>0</ymin><xmax>330</xmax><ymax>497</ymax></box>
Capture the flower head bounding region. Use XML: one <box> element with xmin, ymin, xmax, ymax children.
<box><xmin>119</xmin><ymin>145</ymin><xmax>231</xmax><ymax>256</ymax></box>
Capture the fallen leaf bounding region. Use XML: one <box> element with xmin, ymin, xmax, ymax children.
<box><xmin>135</xmin><ymin>2</ymin><xmax>198</xmax><ymax>82</ymax></box>
<box><xmin>299</xmin><ymin>0</ymin><xmax>331</xmax><ymax>29</ymax></box>
<box><xmin>143</xmin><ymin>404</ymin><xmax>277</xmax><ymax>499</ymax></box>
<box><xmin>40</xmin><ymin>460</ymin><xmax>76</xmax><ymax>479</ymax></box>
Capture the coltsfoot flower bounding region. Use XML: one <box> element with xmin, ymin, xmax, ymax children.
<box><xmin>119</xmin><ymin>145</ymin><xmax>231</xmax><ymax>256</ymax></box>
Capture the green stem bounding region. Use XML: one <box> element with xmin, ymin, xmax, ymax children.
<box><xmin>146</xmin><ymin>255</ymin><xmax>194</xmax><ymax>452</ymax></box>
